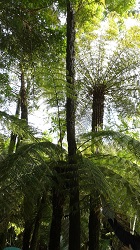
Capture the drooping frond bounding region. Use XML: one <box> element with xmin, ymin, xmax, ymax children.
<box><xmin>101</xmin><ymin>166</ymin><xmax>140</xmax><ymax>207</ymax></box>
<box><xmin>79</xmin><ymin>157</ymin><xmax>112</xmax><ymax>198</ymax></box>
<box><xmin>0</xmin><ymin>110</ymin><xmax>37</xmax><ymax>140</ymax></box>
<box><xmin>78</xmin><ymin>130</ymin><xmax>140</xmax><ymax>222</ymax></box>
<box><xmin>79</xmin><ymin>130</ymin><xmax>140</xmax><ymax>159</ymax></box>
<box><xmin>0</xmin><ymin>140</ymin><xmax>66</xmax><ymax>214</ymax></box>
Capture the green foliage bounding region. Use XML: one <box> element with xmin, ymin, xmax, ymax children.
<box><xmin>105</xmin><ymin>0</ymin><xmax>135</xmax><ymax>14</ymax></box>
<box><xmin>0</xmin><ymin>0</ymin><xmax>140</xmax><ymax>248</ymax></box>
<box><xmin>76</xmin><ymin>39</ymin><xmax>140</xmax><ymax>131</ymax></box>
<box><xmin>0</xmin><ymin>0</ymin><xmax>64</xmax><ymax>59</ymax></box>
<box><xmin>0</xmin><ymin>110</ymin><xmax>37</xmax><ymax>140</ymax></box>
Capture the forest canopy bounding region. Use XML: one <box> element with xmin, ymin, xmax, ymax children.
<box><xmin>0</xmin><ymin>0</ymin><xmax>140</xmax><ymax>250</ymax></box>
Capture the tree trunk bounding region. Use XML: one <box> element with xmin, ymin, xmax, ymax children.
<box><xmin>88</xmin><ymin>194</ymin><xmax>100</xmax><ymax>250</ymax></box>
<box><xmin>16</xmin><ymin>69</ymin><xmax>28</xmax><ymax>149</ymax></box>
<box><xmin>0</xmin><ymin>220</ymin><xmax>8</xmax><ymax>250</ymax></box>
<box><xmin>22</xmin><ymin>220</ymin><xmax>33</xmax><ymax>250</ymax></box>
<box><xmin>30</xmin><ymin>193</ymin><xmax>46</xmax><ymax>250</ymax></box>
<box><xmin>89</xmin><ymin>84</ymin><xmax>105</xmax><ymax>250</ymax></box>
<box><xmin>8</xmin><ymin>95</ymin><xmax>20</xmax><ymax>154</ymax></box>
<box><xmin>92</xmin><ymin>84</ymin><xmax>105</xmax><ymax>132</ymax></box>
<box><xmin>49</xmin><ymin>188</ymin><xmax>64</xmax><ymax>250</ymax></box>
<box><xmin>18</xmin><ymin>68</ymin><xmax>32</xmax><ymax>250</ymax></box>
<box><xmin>20</xmin><ymin>70</ymin><xmax>28</xmax><ymax>121</ymax></box>
<box><xmin>68</xmin><ymin>167</ymin><xmax>80</xmax><ymax>250</ymax></box>
<box><xmin>66</xmin><ymin>1</ymin><xmax>80</xmax><ymax>250</ymax></box>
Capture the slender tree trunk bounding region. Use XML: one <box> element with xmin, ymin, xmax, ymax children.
<box><xmin>49</xmin><ymin>187</ymin><xmax>64</xmax><ymax>250</ymax></box>
<box><xmin>7</xmin><ymin>66</ymin><xmax>30</xmax><ymax>250</ymax></box>
<box><xmin>0</xmin><ymin>220</ymin><xmax>8</xmax><ymax>250</ymax></box>
<box><xmin>22</xmin><ymin>220</ymin><xmax>33</xmax><ymax>250</ymax></box>
<box><xmin>8</xmin><ymin>95</ymin><xmax>21</xmax><ymax>154</ymax></box>
<box><xmin>20</xmin><ymin>70</ymin><xmax>28</xmax><ymax>121</ymax></box>
<box><xmin>49</xmin><ymin>165</ymin><xmax>66</xmax><ymax>250</ymax></box>
<box><xmin>68</xmin><ymin>167</ymin><xmax>80</xmax><ymax>250</ymax></box>
<box><xmin>17</xmin><ymin>67</ymin><xmax>32</xmax><ymax>250</ymax></box>
<box><xmin>66</xmin><ymin>1</ymin><xmax>80</xmax><ymax>250</ymax></box>
<box><xmin>89</xmin><ymin>193</ymin><xmax>100</xmax><ymax>250</ymax></box>
<box><xmin>89</xmin><ymin>84</ymin><xmax>105</xmax><ymax>250</ymax></box>
<box><xmin>30</xmin><ymin>193</ymin><xmax>46</xmax><ymax>250</ymax></box>
<box><xmin>16</xmin><ymin>69</ymin><xmax>28</xmax><ymax>149</ymax></box>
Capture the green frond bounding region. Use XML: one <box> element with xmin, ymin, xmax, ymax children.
<box><xmin>79</xmin><ymin>157</ymin><xmax>112</xmax><ymax>198</ymax></box>
<box><xmin>79</xmin><ymin>130</ymin><xmax>140</xmax><ymax>159</ymax></box>
<box><xmin>91</xmin><ymin>153</ymin><xmax>140</xmax><ymax>182</ymax></box>
<box><xmin>0</xmin><ymin>110</ymin><xmax>37</xmax><ymax>140</ymax></box>
<box><xmin>0</xmin><ymin>140</ymin><xmax>66</xmax><ymax>181</ymax></box>
<box><xmin>100</xmin><ymin>166</ymin><xmax>140</xmax><ymax>215</ymax></box>
<box><xmin>0</xmin><ymin>141</ymin><xmax>66</xmax><ymax>214</ymax></box>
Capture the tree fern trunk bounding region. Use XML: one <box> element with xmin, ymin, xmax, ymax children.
<box><xmin>89</xmin><ymin>84</ymin><xmax>105</xmax><ymax>250</ymax></box>
<box><xmin>8</xmin><ymin>95</ymin><xmax>20</xmax><ymax>154</ymax></box>
<box><xmin>18</xmin><ymin>68</ymin><xmax>32</xmax><ymax>250</ymax></box>
<box><xmin>89</xmin><ymin>194</ymin><xmax>100</xmax><ymax>250</ymax></box>
<box><xmin>66</xmin><ymin>1</ymin><xmax>80</xmax><ymax>250</ymax></box>
<box><xmin>16</xmin><ymin>68</ymin><xmax>28</xmax><ymax>149</ymax></box>
<box><xmin>30</xmin><ymin>193</ymin><xmax>46</xmax><ymax>250</ymax></box>
<box><xmin>49</xmin><ymin>188</ymin><xmax>64</xmax><ymax>250</ymax></box>
<box><xmin>20</xmin><ymin>70</ymin><xmax>28</xmax><ymax>121</ymax></box>
<box><xmin>92</xmin><ymin>85</ymin><xmax>105</xmax><ymax>132</ymax></box>
<box><xmin>0</xmin><ymin>220</ymin><xmax>8</xmax><ymax>250</ymax></box>
<box><xmin>68</xmin><ymin>167</ymin><xmax>80</xmax><ymax>250</ymax></box>
<box><xmin>22</xmin><ymin>220</ymin><xmax>33</xmax><ymax>250</ymax></box>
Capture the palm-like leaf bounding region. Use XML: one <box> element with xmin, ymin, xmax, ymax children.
<box><xmin>79</xmin><ymin>130</ymin><xmax>140</xmax><ymax>159</ymax></box>
<box><xmin>0</xmin><ymin>110</ymin><xmax>37</xmax><ymax>140</ymax></box>
<box><xmin>0</xmin><ymin>140</ymin><xmax>66</xmax><ymax>220</ymax></box>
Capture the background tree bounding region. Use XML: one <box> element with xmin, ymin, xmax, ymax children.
<box><xmin>76</xmin><ymin>23</ymin><xmax>140</xmax><ymax>248</ymax></box>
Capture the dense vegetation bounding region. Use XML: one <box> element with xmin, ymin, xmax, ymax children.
<box><xmin>0</xmin><ymin>0</ymin><xmax>140</xmax><ymax>249</ymax></box>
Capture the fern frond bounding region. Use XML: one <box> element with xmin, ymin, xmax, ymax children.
<box><xmin>0</xmin><ymin>140</ymin><xmax>66</xmax><ymax>214</ymax></box>
<box><xmin>79</xmin><ymin>157</ymin><xmax>112</xmax><ymax>198</ymax></box>
<box><xmin>0</xmin><ymin>110</ymin><xmax>37</xmax><ymax>140</ymax></box>
<box><xmin>100</xmin><ymin>166</ymin><xmax>140</xmax><ymax>214</ymax></box>
<box><xmin>79</xmin><ymin>130</ymin><xmax>140</xmax><ymax>159</ymax></box>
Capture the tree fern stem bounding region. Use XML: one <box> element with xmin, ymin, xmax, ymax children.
<box><xmin>92</xmin><ymin>84</ymin><xmax>105</xmax><ymax>132</ymax></box>
<box><xmin>66</xmin><ymin>1</ymin><xmax>80</xmax><ymax>250</ymax></box>
<box><xmin>20</xmin><ymin>69</ymin><xmax>28</xmax><ymax>122</ymax></box>
<box><xmin>8</xmin><ymin>94</ymin><xmax>21</xmax><ymax>154</ymax></box>
<box><xmin>89</xmin><ymin>84</ymin><xmax>105</xmax><ymax>250</ymax></box>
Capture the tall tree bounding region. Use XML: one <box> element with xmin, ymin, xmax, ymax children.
<box><xmin>88</xmin><ymin>83</ymin><xmax>105</xmax><ymax>249</ymax></box>
<box><xmin>66</xmin><ymin>1</ymin><xmax>81</xmax><ymax>250</ymax></box>
<box><xmin>76</xmin><ymin>33</ymin><xmax>140</xmax><ymax>248</ymax></box>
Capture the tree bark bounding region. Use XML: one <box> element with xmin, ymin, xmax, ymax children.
<box><xmin>30</xmin><ymin>193</ymin><xmax>46</xmax><ymax>250</ymax></box>
<box><xmin>92</xmin><ymin>84</ymin><xmax>105</xmax><ymax>132</ymax></box>
<box><xmin>66</xmin><ymin>1</ymin><xmax>80</xmax><ymax>250</ymax></box>
<box><xmin>49</xmin><ymin>188</ymin><xmax>64</xmax><ymax>250</ymax></box>
<box><xmin>22</xmin><ymin>220</ymin><xmax>33</xmax><ymax>250</ymax></box>
<box><xmin>66</xmin><ymin>0</ymin><xmax>76</xmax><ymax>159</ymax></box>
<box><xmin>18</xmin><ymin>67</ymin><xmax>32</xmax><ymax>250</ymax></box>
<box><xmin>8</xmin><ymin>95</ymin><xmax>21</xmax><ymax>154</ymax></box>
<box><xmin>0</xmin><ymin>220</ymin><xmax>8</xmax><ymax>250</ymax></box>
<box><xmin>89</xmin><ymin>84</ymin><xmax>105</xmax><ymax>250</ymax></box>
<box><xmin>89</xmin><ymin>193</ymin><xmax>100</xmax><ymax>250</ymax></box>
<box><xmin>49</xmin><ymin>165</ymin><xmax>66</xmax><ymax>250</ymax></box>
<box><xmin>16</xmin><ymin>68</ymin><xmax>28</xmax><ymax>149</ymax></box>
<box><xmin>20</xmin><ymin>70</ymin><xmax>28</xmax><ymax>121</ymax></box>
